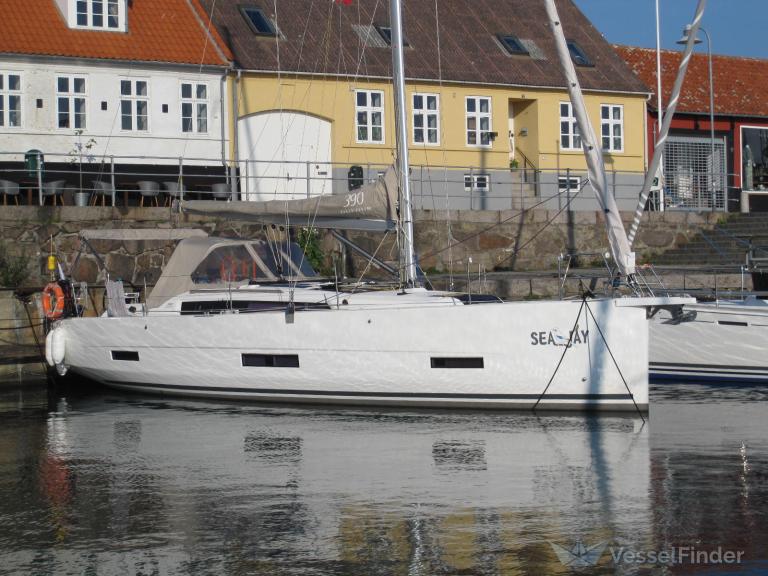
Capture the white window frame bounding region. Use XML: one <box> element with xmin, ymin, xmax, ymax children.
<box><xmin>180</xmin><ymin>82</ymin><xmax>209</xmax><ymax>134</ymax></box>
<box><xmin>558</xmin><ymin>175</ymin><xmax>581</xmax><ymax>193</ymax></box>
<box><xmin>0</xmin><ymin>72</ymin><xmax>22</xmax><ymax>129</ymax></box>
<box><xmin>355</xmin><ymin>89</ymin><xmax>384</xmax><ymax>144</ymax></box>
<box><xmin>56</xmin><ymin>75</ymin><xmax>87</xmax><ymax>130</ymax></box>
<box><xmin>600</xmin><ymin>104</ymin><xmax>624</xmax><ymax>153</ymax></box>
<box><xmin>559</xmin><ymin>101</ymin><xmax>581</xmax><ymax>151</ymax></box>
<box><xmin>412</xmin><ymin>93</ymin><xmax>439</xmax><ymax>146</ymax></box>
<box><xmin>464</xmin><ymin>173</ymin><xmax>490</xmax><ymax>193</ymax></box>
<box><xmin>466</xmin><ymin>96</ymin><xmax>492</xmax><ymax>148</ymax></box>
<box><xmin>72</xmin><ymin>0</ymin><xmax>124</xmax><ymax>31</ymax></box>
<box><xmin>120</xmin><ymin>79</ymin><xmax>149</xmax><ymax>132</ymax></box>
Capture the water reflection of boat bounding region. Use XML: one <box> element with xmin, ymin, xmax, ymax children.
<box><xmin>26</xmin><ymin>395</ymin><xmax>650</xmax><ymax>574</ymax></box>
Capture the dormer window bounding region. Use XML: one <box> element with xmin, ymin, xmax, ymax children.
<box><xmin>68</xmin><ymin>0</ymin><xmax>126</xmax><ymax>32</ymax></box>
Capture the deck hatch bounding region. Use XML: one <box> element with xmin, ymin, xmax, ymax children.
<box><xmin>111</xmin><ymin>350</ymin><xmax>139</xmax><ymax>361</ymax></box>
<box><xmin>431</xmin><ymin>357</ymin><xmax>484</xmax><ymax>369</ymax></box>
<box><xmin>242</xmin><ymin>353</ymin><xmax>300</xmax><ymax>368</ymax></box>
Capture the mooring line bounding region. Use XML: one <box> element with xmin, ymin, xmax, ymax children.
<box><xmin>584</xmin><ymin>301</ymin><xmax>646</xmax><ymax>423</ymax></box>
<box><xmin>532</xmin><ymin>294</ymin><xmax>587</xmax><ymax>412</ymax></box>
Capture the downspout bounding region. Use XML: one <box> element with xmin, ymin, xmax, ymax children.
<box><xmin>220</xmin><ymin>68</ymin><xmax>229</xmax><ymax>185</ymax></box>
<box><xmin>230</xmin><ymin>69</ymin><xmax>241</xmax><ymax>199</ymax></box>
<box><xmin>643</xmin><ymin>93</ymin><xmax>651</xmax><ymax>173</ymax></box>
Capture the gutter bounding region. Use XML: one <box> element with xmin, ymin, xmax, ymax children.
<box><xmin>230</xmin><ymin>70</ymin><xmax>242</xmax><ymax>198</ymax></box>
<box><xmin>233</xmin><ymin>69</ymin><xmax>651</xmax><ymax>98</ymax></box>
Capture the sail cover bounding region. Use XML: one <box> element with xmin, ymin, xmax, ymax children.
<box><xmin>179</xmin><ymin>168</ymin><xmax>398</xmax><ymax>232</ymax></box>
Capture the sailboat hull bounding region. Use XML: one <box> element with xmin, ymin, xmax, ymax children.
<box><xmin>54</xmin><ymin>299</ymin><xmax>649</xmax><ymax>411</ymax></box>
<box><xmin>650</xmin><ymin>301</ymin><xmax>768</xmax><ymax>383</ymax></box>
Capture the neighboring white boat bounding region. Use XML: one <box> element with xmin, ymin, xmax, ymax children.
<box><xmin>650</xmin><ymin>297</ymin><xmax>768</xmax><ymax>383</ymax></box>
<box><xmin>43</xmin><ymin>0</ymin><xmax>690</xmax><ymax>412</ymax></box>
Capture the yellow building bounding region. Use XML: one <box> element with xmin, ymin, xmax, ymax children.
<box><xmin>204</xmin><ymin>0</ymin><xmax>649</xmax><ymax>211</ymax></box>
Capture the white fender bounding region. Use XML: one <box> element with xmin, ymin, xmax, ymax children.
<box><xmin>51</xmin><ymin>328</ymin><xmax>66</xmax><ymax>366</ymax></box>
<box><xmin>45</xmin><ymin>330</ymin><xmax>54</xmax><ymax>367</ymax></box>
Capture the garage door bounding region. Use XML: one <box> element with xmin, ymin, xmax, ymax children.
<box><xmin>238</xmin><ymin>111</ymin><xmax>332</xmax><ymax>201</ymax></box>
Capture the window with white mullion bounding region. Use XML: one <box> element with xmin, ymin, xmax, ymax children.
<box><xmin>412</xmin><ymin>93</ymin><xmax>439</xmax><ymax>145</ymax></box>
<box><xmin>464</xmin><ymin>173</ymin><xmax>490</xmax><ymax>192</ymax></box>
<box><xmin>559</xmin><ymin>102</ymin><xmax>581</xmax><ymax>151</ymax></box>
<box><xmin>181</xmin><ymin>82</ymin><xmax>208</xmax><ymax>133</ymax></box>
<box><xmin>56</xmin><ymin>75</ymin><xmax>87</xmax><ymax>130</ymax></box>
<box><xmin>355</xmin><ymin>90</ymin><xmax>384</xmax><ymax>144</ymax></box>
<box><xmin>0</xmin><ymin>73</ymin><xmax>22</xmax><ymax>128</ymax></box>
<box><xmin>601</xmin><ymin>104</ymin><xmax>623</xmax><ymax>152</ymax></box>
<box><xmin>466</xmin><ymin>96</ymin><xmax>492</xmax><ymax>147</ymax></box>
<box><xmin>76</xmin><ymin>0</ymin><xmax>120</xmax><ymax>29</ymax></box>
<box><xmin>120</xmin><ymin>79</ymin><xmax>149</xmax><ymax>132</ymax></box>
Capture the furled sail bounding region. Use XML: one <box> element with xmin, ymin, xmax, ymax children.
<box><xmin>179</xmin><ymin>168</ymin><xmax>398</xmax><ymax>232</ymax></box>
<box><xmin>545</xmin><ymin>0</ymin><xmax>636</xmax><ymax>277</ymax></box>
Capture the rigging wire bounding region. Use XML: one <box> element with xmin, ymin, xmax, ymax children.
<box><xmin>393</xmin><ymin>179</ymin><xmax>587</xmax><ymax>277</ymax></box>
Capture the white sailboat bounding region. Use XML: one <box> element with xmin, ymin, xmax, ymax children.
<box><xmin>620</xmin><ymin>0</ymin><xmax>768</xmax><ymax>384</ymax></box>
<box><xmin>44</xmin><ymin>0</ymin><xmax>690</xmax><ymax>411</ymax></box>
<box><xmin>649</xmin><ymin>298</ymin><xmax>768</xmax><ymax>383</ymax></box>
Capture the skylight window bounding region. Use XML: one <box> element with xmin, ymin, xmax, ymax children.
<box><xmin>375</xmin><ymin>25</ymin><xmax>410</xmax><ymax>47</ymax></box>
<box><xmin>240</xmin><ymin>6</ymin><xmax>277</xmax><ymax>36</ymax></box>
<box><xmin>567</xmin><ymin>40</ymin><xmax>594</xmax><ymax>67</ymax></box>
<box><xmin>497</xmin><ymin>34</ymin><xmax>529</xmax><ymax>56</ymax></box>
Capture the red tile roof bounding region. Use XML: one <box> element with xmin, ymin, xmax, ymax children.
<box><xmin>0</xmin><ymin>0</ymin><xmax>231</xmax><ymax>66</ymax></box>
<box><xmin>614</xmin><ymin>45</ymin><xmax>768</xmax><ymax>118</ymax></box>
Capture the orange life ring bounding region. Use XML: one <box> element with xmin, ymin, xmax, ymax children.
<box><xmin>42</xmin><ymin>282</ymin><xmax>65</xmax><ymax>320</ymax></box>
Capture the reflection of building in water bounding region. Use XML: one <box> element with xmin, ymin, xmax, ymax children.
<box><xmin>650</xmin><ymin>399</ymin><xmax>768</xmax><ymax>565</ymax></box>
<box><xmin>2</xmin><ymin>398</ymin><xmax>653</xmax><ymax>574</ymax></box>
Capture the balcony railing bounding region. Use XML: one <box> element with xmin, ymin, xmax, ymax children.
<box><xmin>0</xmin><ymin>151</ymin><xmax>733</xmax><ymax>212</ymax></box>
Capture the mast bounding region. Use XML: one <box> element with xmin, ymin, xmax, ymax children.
<box><xmin>544</xmin><ymin>0</ymin><xmax>635</xmax><ymax>278</ymax></box>
<box><xmin>390</xmin><ymin>0</ymin><xmax>418</xmax><ymax>287</ymax></box>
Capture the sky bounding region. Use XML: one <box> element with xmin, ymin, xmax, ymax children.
<box><xmin>573</xmin><ymin>0</ymin><xmax>768</xmax><ymax>59</ymax></box>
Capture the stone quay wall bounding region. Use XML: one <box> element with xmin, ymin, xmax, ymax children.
<box><xmin>0</xmin><ymin>205</ymin><xmax>725</xmax><ymax>291</ymax></box>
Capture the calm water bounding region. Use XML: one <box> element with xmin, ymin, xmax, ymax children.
<box><xmin>0</xmin><ymin>381</ymin><xmax>766</xmax><ymax>575</ymax></box>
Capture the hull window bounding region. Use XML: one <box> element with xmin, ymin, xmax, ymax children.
<box><xmin>717</xmin><ymin>320</ymin><xmax>748</xmax><ymax>327</ymax></box>
<box><xmin>431</xmin><ymin>357</ymin><xmax>484</xmax><ymax>369</ymax></box>
<box><xmin>111</xmin><ymin>350</ymin><xmax>140</xmax><ymax>361</ymax></box>
<box><xmin>242</xmin><ymin>353</ymin><xmax>300</xmax><ymax>368</ymax></box>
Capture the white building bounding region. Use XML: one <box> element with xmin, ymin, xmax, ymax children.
<box><xmin>0</xmin><ymin>0</ymin><xmax>231</xmax><ymax>199</ymax></box>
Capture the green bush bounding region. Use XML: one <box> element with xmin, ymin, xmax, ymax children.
<box><xmin>0</xmin><ymin>242</ymin><xmax>30</xmax><ymax>288</ymax></box>
<box><xmin>297</xmin><ymin>228</ymin><xmax>330</xmax><ymax>276</ymax></box>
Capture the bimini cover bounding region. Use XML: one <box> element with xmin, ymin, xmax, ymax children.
<box><xmin>179</xmin><ymin>168</ymin><xmax>398</xmax><ymax>232</ymax></box>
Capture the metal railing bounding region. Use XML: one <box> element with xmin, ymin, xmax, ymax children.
<box><xmin>0</xmin><ymin>150</ymin><xmax>734</xmax><ymax>212</ymax></box>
